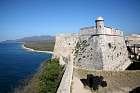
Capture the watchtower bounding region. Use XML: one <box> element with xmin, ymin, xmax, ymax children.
<box><xmin>96</xmin><ymin>16</ymin><xmax>104</xmax><ymax>34</ymax></box>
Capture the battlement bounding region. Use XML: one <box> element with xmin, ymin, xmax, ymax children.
<box><xmin>80</xmin><ymin>26</ymin><xmax>123</xmax><ymax>36</ymax></box>
<box><xmin>104</xmin><ymin>27</ymin><xmax>123</xmax><ymax>36</ymax></box>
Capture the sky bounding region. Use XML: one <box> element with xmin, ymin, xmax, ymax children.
<box><xmin>0</xmin><ymin>0</ymin><xmax>140</xmax><ymax>41</ymax></box>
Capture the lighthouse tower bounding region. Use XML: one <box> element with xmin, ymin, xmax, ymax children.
<box><xmin>96</xmin><ymin>16</ymin><xmax>104</xmax><ymax>34</ymax></box>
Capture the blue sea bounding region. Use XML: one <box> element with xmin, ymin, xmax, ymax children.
<box><xmin>0</xmin><ymin>43</ymin><xmax>52</xmax><ymax>93</ymax></box>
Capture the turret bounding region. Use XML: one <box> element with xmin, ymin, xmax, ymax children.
<box><xmin>95</xmin><ymin>17</ymin><xmax>104</xmax><ymax>34</ymax></box>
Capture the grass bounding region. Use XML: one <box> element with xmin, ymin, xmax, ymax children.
<box><xmin>14</xmin><ymin>59</ymin><xmax>64</xmax><ymax>93</ymax></box>
<box><xmin>24</xmin><ymin>41</ymin><xmax>55</xmax><ymax>51</ymax></box>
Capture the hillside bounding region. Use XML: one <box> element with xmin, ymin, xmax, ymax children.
<box><xmin>23</xmin><ymin>41</ymin><xmax>55</xmax><ymax>51</ymax></box>
<box><xmin>19</xmin><ymin>35</ymin><xmax>55</xmax><ymax>51</ymax></box>
<box><xmin>17</xmin><ymin>35</ymin><xmax>55</xmax><ymax>42</ymax></box>
<box><xmin>1</xmin><ymin>35</ymin><xmax>56</xmax><ymax>51</ymax></box>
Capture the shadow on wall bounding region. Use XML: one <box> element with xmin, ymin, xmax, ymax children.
<box><xmin>80</xmin><ymin>74</ymin><xmax>107</xmax><ymax>91</ymax></box>
<box><xmin>129</xmin><ymin>87</ymin><xmax>140</xmax><ymax>93</ymax></box>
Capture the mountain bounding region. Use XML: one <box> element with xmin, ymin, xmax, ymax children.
<box><xmin>1</xmin><ymin>35</ymin><xmax>55</xmax><ymax>43</ymax></box>
<box><xmin>0</xmin><ymin>40</ymin><xmax>19</xmax><ymax>43</ymax></box>
<box><xmin>16</xmin><ymin>35</ymin><xmax>55</xmax><ymax>42</ymax></box>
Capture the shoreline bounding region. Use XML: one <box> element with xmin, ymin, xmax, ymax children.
<box><xmin>22</xmin><ymin>44</ymin><xmax>54</xmax><ymax>54</ymax></box>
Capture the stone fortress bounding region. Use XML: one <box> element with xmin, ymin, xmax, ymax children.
<box><xmin>54</xmin><ymin>17</ymin><xmax>138</xmax><ymax>93</ymax></box>
<box><xmin>54</xmin><ymin>16</ymin><xmax>131</xmax><ymax>71</ymax></box>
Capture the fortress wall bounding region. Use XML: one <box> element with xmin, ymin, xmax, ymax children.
<box><xmin>53</xmin><ymin>34</ymin><xmax>79</xmax><ymax>59</ymax></box>
<box><xmin>54</xmin><ymin>17</ymin><xmax>131</xmax><ymax>71</ymax></box>
<box><xmin>104</xmin><ymin>27</ymin><xmax>123</xmax><ymax>36</ymax></box>
<box><xmin>55</xmin><ymin>17</ymin><xmax>132</xmax><ymax>93</ymax></box>
<box><xmin>80</xmin><ymin>26</ymin><xmax>123</xmax><ymax>36</ymax></box>
<box><xmin>74</xmin><ymin>34</ymin><xmax>131</xmax><ymax>70</ymax></box>
<box><xmin>100</xmin><ymin>35</ymin><xmax>131</xmax><ymax>70</ymax></box>
<box><xmin>56</xmin><ymin>55</ymin><xmax>73</xmax><ymax>93</ymax></box>
<box><xmin>54</xmin><ymin>34</ymin><xmax>76</xmax><ymax>93</ymax></box>
<box><xmin>104</xmin><ymin>27</ymin><xmax>111</xmax><ymax>34</ymax></box>
<box><xmin>80</xmin><ymin>27</ymin><xmax>96</xmax><ymax>35</ymax></box>
<box><xmin>54</xmin><ymin>31</ymin><xmax>130</xmax><ymax>70</ymax></box>
<box><xmin>74</xmin><ymin>35</ymin><xmax>103</xmax><ymax>70</ymax></box>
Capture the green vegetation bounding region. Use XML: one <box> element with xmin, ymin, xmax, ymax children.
<box><xmin>24</xmin><ymin>41</ymin><xmax>55</xmax><ymax>51</ymax></box>
<box><xmin>15</xmin><ymin>59</ymin><xmax>64</xmax><ymax>93</ymax></box>
<box><xmin>38</xmin><ymin>59</ymin><xmax>64</xmax><ymax>93</ymax></box>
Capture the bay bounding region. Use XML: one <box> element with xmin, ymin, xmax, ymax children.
<box><xmin>0</xmin><ymin>43</ymin><xmax>52</xmax><ymax>93</ymax></box>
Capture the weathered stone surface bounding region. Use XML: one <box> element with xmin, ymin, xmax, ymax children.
<box><xmin>53</xmin><ymin>17</ymin><xmax>131</xmax><ymax>71</ymax></box>
<box><xmin>54</xmin><ymin>16</ymin><xmax>132</xmax><ymax>93</ymax></box>
<box><xmin>53</xmin><ymin>33</ymin><xmax>79</xmax><ymax>59</ymax></box>
<box><xmin>56</xmin><ymin>55</ymin><xmax>74</xmax><ymax>93</ymax></box>
<box><xmin>74</xmin><ymin>35</ymin><xmax>103</xmax><ymax>70</ymax></box>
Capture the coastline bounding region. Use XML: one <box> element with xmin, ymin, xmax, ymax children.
<box><xmin>22</xmin><ymin>44</ymin><xmax>54</xmax><ymax>54</ymax></box>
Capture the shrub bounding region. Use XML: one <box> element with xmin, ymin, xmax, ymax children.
<box><xmin>14</xmin><ymin>59</ymin><xmax>64</xmax><ymax>93</ymax></box>
<box><xmin>38</xmin><ymin>59</ymin><xmax>64</xmax><ymax>93</ymax></box>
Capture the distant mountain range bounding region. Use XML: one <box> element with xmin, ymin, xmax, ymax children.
<box><xmin>1</xmin><ymin>35</ymin><xmax>55</xmax><ymax>43</ymax></box>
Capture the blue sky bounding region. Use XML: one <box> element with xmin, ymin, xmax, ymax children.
<box><xmin>0</xmin><ymin>0</ymin><xmax>140</xmax><ymax>41</ymax></box>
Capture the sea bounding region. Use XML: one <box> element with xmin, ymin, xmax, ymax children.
<box><xmin>0</xmin><ymin>43</ymin><xmax>52</xmax><ymax>93</ymax></box>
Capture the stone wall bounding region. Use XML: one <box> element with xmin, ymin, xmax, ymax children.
<box><xmin>56</xmin><ymin>55</ymin><xmax>74</xmax><ymax>93</ymax></box>
<box><xmin>80</xmin><ymin>26</ymin><xmax>96</xmax><ymax>35</ymax></box>
<box><xmin>74</xmin><ymin>34</ymin><xmax>131</xmax><ymax>70</ymax></box>
<box><xmin>53</xmin><ymin>17</ymin><xmax>131</xmax><ymax>71</ymax></box>
<box><xmin>101</xmin><ymin>35</ymin><xmax>131</xmax><ymax>70</ymax></box>
<box><xmin>54</xmin><ymin>31</ymin><xmax>131</xmax><ymax>70</ymax></box>
<box><xmin>80</xmin><ymin>26</ymin><xmax>123</xmax><ymax>36</ymax></box>
<box><xmin>54</xmin><ymin>34</ymin><xmax>76</xmax><ymax>93</ymax></box>
<box><xmin>74</xmin><ymin>35</ymin><xmax>103</xmax><ymax>70</ymax></box>
<box><xmin>53</xmin><ymin>33</ymin><xmax>79</xmax><ymax>60</ymax></box>
<box><xmin>54</xmin><ymin>17</ymin><xmax>132</xmax><ymax>93</ymax></box>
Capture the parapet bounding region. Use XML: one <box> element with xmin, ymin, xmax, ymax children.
<box><xmin>55</xmin><ymin>33</ymin><xmax>79</xmax><ymax>37</ymax></box>
<box><xmin>79</xmin><ymin>26</ymin><xmax>123</xmax><ymax>36</ymax></box>
<box><xmin>104</xmin><ymin>27</ymin><xmax>123</xmax><ymax>36</ymax></box>
<box><xmin>79</xmin><ymin>26</ymin><xmax>96</xmax><ymax>35</ymax></box>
